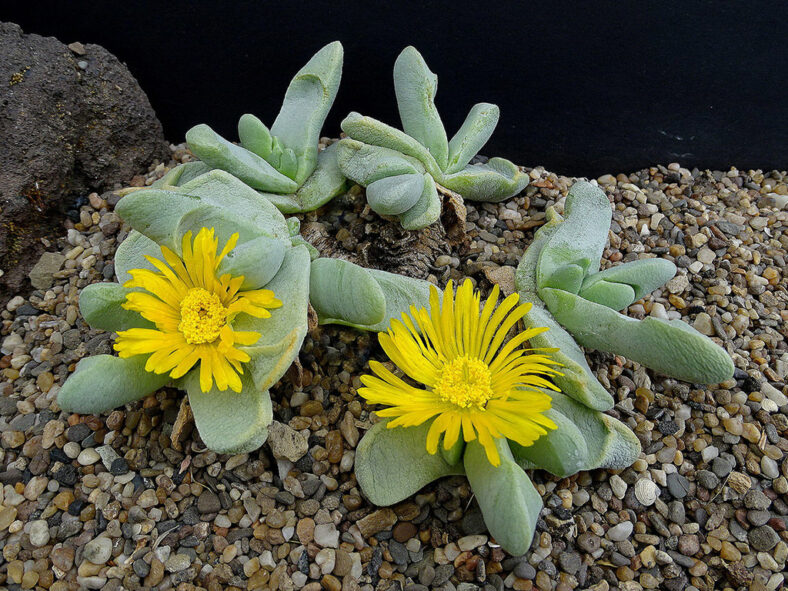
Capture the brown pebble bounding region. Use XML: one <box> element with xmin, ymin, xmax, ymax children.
<box><xmin>392</xmin><ymin>522</ymin><xmax>417</xmax><ymax>543</ymax></box>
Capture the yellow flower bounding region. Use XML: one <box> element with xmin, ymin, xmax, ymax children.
<box><xmin>114</xmin><ymin>227</ymin><xmax>281</xmax><ymax>393</ymax></box>
<box><xmin>358</xmin><ymin>279</ymin><xmax>561</xmax><ymax>466</ymax></box>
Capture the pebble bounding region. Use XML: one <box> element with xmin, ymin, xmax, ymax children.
<box><xmin>608</xmin><ymin>521</ymin><xmax>634</xmax><ymax>541</ymax></box>
<box><xmin>82</xmin><ymin>536</ymin><xmax>112</xmax><ymax>564</ymax></box>
<box><xmin>28</xmin><ymin>519</ymin><xmax>50</xmax><ymax>546</ymax></box>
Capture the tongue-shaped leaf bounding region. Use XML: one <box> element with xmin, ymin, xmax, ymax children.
<box><xmin>184</xmin><ymin>370</ymin><xmax>273</xmax><ymax>455</ymax></box>
<box><xmin>464</xmin><ymin>438</ymin><xmax>543</xmax><ymax>555</ymax></box>
<box><xmin>58</xmin><ymin>355</ymin><xmax>169</xmax><ymax>415</ymax></box>
<box><xmin>393</xmin><ymin>46</ymin><xmax>449</xmax><ymax>170</ymax></box>
<box><xmin>355</xmin><ymin>419</ymin><xmax>464</xmax><ymax>506</ymax></box>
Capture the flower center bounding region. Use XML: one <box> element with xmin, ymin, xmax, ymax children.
<box><xmin>178</xmin><ymin>288</ymin><xmax>228</xmax><ymax>345</ymax></box>
<box><xmin>433</xmin><ymin>356</ymin><xmax>495</xmax><ymax>409</ymax></box>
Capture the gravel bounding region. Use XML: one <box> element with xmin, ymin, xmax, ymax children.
<box><xmin>0</xmin><ymin>148</ymin><xmax>786</xmax><ymax>590</ymax></box>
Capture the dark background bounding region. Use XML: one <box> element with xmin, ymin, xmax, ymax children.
<box><xmin>4</xmin><ymin>1</ymin><xmax>787</xmax><ymax>176</ymax></box>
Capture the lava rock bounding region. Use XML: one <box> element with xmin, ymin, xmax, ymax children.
<box><xmin>0</xmin><ymin>21</ymin><xmax>167</xmax><ymax>303</ymax></box>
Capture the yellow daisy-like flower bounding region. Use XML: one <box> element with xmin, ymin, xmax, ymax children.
<box><xmin>358</xmin><ymin>279</ymin><xmax>562</xmax><ymax>466</ymax></box>
<box><xmin>113</xmin><ymin>227</ymin><xmax>281</xmax><ymax>393</ymax></box>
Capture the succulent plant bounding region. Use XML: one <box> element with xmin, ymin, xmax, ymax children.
<box><xmin>57</xmin><ymin>170</ymin><xmax>435</xmax><ymax>454</ymax></box>
<box><xmin>157</xmin><ymin>41</ymin><xmax>347</xmax><ymax>214</ymax></box>
<box><xmin>351</xmin><ymin>180</ymin><xmax>735</xmax><ymax>554</ymax></box>
<box><xmin>336</xmin><ymin>46</ymin><xmax>529</xmax><ymax>230</ymax></box>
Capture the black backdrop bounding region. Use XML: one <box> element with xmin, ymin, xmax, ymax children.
<box><xmin>4</xmin><ymin>1</ymin><xmax>787</xmax><ymax>176</ymax></box>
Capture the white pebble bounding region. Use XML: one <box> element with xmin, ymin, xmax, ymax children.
<box><xmin>77</xmin><ymin>448</ymin><xmax>100</xmax><ymax>465</ymax></box>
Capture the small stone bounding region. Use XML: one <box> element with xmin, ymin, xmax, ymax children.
<box><xmin>666</xmin><ymin>473</ymin><xmax>690</xmax><ymax>499</ymax></box>
<box><xmin>165</xmin><ymin>553</ymin><xmax>191</xmax><ymax>573</ymax></box>
<box><xmin>728</xmin><ymin>471</ymin><xmax>752</xmax><ymax>494</ymax></box>
<box><xmin>393</xmin><ymin>522</ymin><xmax>417</xmax><ymax>543</ymax></box>
<box><xmin>634</xmin><ymin>479</ymin><xmax>658</xmax><ymax>506</ymax></box>
<box><xmin>267</xmin><ymin>421</ymin><xmax>309</xmax><ymax>462</ymax></box>
<box><xmin>28</xmin><ymin>519</ymin><xmax>50</xmax><ymax>547</ymax></box>
<box><xmin>52</xmin><ymin>546</ymin><xmax>75</xmax><ymax>571</ymax></box>
<box><xmin>610</xmin><ymin>474</ymin><xmax>627</xmax><ymax>499</ymax></box>
<box><xmin>358</xmin><ymin>508</ymin><xmax>397</xmax><ymax>537</ymax></box>
<box><xmin>577</xmin><ymin>532</ymin><xmax>601</xmax><ymax>553</ymax></box>
<box><xmin>608</xmin><ymin>521</ymin><xmax>633</xmax><ymax>542</ymax></box>
<box><xmin>197</xmin><ymin>490</ymin><xmax>221</xmax><ymax>514</ymax></box>
<box><xmin>137</xmin><ymin>489</ymin><xmax>158</xmax><ymax>508</ymax></box>
<box><xmin>749</xmin><ymin>526</ymin><xmax>779</xmax><ymax>551</ymax></box>
<box><xmin>314</xmin><ymin>523</ymin><xmax>339</xmax><ymax>548</ymax></box>
<box><xmin>77</xmin><ymin>448</ymin><xmax>100</xmax><ymax>466</ymax></box>
<box><xmin>558</xmin><ymin>551</ymin><xmax>582</xmax><ymax>575</ymax></box>
<box><xmin>83</xmin><ymin>536</ymin><xmax>112</xmax><ymax>564</ymax></box>
<box><xmin>28</xmin><ymin>252</ymin><xmax>66</xmax><ymax>290</ymax></box>
<box><xmin>457</xmin><ymin>534</ymin><xmax>487</xmax><ymax>551</ymax></box>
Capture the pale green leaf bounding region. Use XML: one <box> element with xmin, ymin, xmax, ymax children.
<box><xmin>445</xmin><ymin>102</ymin><xmax>500</xmax><ymax>174</ymax></box>
<box><xmin>540</xmin><ymin>287</ymin><xmax>735</xmax><ymax>384</ymax></box>
<box><xmin>309</xmin><ymin>258</ymin><xmax>386</xmax><ymax>327</ymax></box>
<box><xmin>464</xmin><ymin>438</ymin><xmax>542</xmax><ymax>555</ymax></box>
<box><xmin>579</xmin><ymin>258</ymin><xmax>677</xmax><ymax>308</ymax></box>
<box><xmin>114</xmin><ymin>230</ymin><xmax>160</xmax><ymax>285</ymax></box>
<box><xmin>399</xmin><ymin>173</ymin><xmax>441</xmax><ymax>230</ymax></box>
<box><xmin>186</xmin><ymin>124</ymin><xmax>299</xmax><ymax>193</ymax></box>
<box><xmin>184</xmin><ymin>370</ymin><xmax>273</xmax><ymax>455</ymax></box>
<box><xmin>393</xmin><ymin>46</ymin><xmax>449</xmax><ymax>169</ymax></box>
<box><xmin>57</xmin><ymin>355</ymin><xmax>169</xmax><ymax>415</ymax></box>
<box><xmin>270</xmin><ymin>41</ymin><xmax>344</xmax><ymax>185</ymax></box>
<box><xmin>238</xmin><ymin>113</ymin><xmax>273</xmax><ymax>159</ymax></box>
<box><xmin>336</xmin><ymin>139</ymin><xmax>425</xmax><ymax>186</ymax></box>
<box><xmin>262</xmin><ymin>143</ymin><xmax>347</xmax><ymax>213</ymax></box>
<box><xmin>78</xmin><ymin>283</ymin><xmax>153</xmax><ymax>332</ymax></box>
<box><xmin>341</xmin><ymin>112</ymin><xmax>442</xmax><ymax>177</ymax></box>
<box><xmin>536</xmin><ymin>181</ymin><xmax>611</xmax><ymax>293</ymax></box>
<box><xmin>355</xmin><ymin>419</ymin><xmax>464</xmax><ymax>506</ymax></box>
<box><xmin>439</xmin><ymin>158</ymin><xmax>528</xmax><ymax>202</ymax></box>
<box><xmin>366</xmin><ymin>173</ymin><xmax>424</xmax><ymax>216</ymax></box>
<box><xmin>235</xmin><ymin>246</ymin><xmax>310</xmax><ymax>391</ymax></box>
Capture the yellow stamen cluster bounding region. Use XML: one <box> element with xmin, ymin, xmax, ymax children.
<box><xmin>433</xmin><ymin>356</ymin><xmax>494</xmax><ymax>409</ymax></box>
<box><xmin>178</xmin><ymin>288</ymin><xmax>228</xmax><ymax>345</ymax></box>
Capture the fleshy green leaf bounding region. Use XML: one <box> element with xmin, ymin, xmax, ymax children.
<box><xmin>366</xmin><ymin>173</ymin><xmax>424</xmax><ymax>216</ymax></box>
<box><xmin>355</xmin><ymin>419</ymin><xmax>464</xmax><ymax>506</ymax></box>
<box><xmin>579</xmin><ymin>258</ymin><xmax>677</xmax><ymax>309</ymax></box>
<box><xmin>235</xmin><ymin>246</ymin><xmax>310</xmax><ymax>391</ymax></box>
<box><xmin>238</xmin><ymin>113</ymin><xmax>273</xmax><ymax>159</ymax></box>
<box><xmin>547</xmin><ymin>392</ymin><xmax>641</xmax><ymax>471</ymax></box>
<box><xmin>336</xmin><ymin>139</ymin><xmax>425</xmax><ymax>185</ymax></box>
<box><xmin>185</xmin><ymin>124</ymin><xmax>299</xmax><ymax>193</ymax></box>
<box><xmin>523</xmin><ymin>304</ymin><xmax>614</xmax><ymax>411</ymax></box>
<box><xmin>439</xmin><ymin>158</ymin><xmax>528</xmax><ymax>202</ymax></box>
<box><xmin>114</xmin><ymin>230</ymin><xmax>160</xmax><ymax>285</ymax></box>
<box><xmin>445</xmin><ymin>103</ymin><xmax>500</xmax><ymax>174</ymax></box>
<box><xmin>184</xmin><ymin>370</ymin><xmax>273</xmax><ymax>455</ymax></box>
<box><xmin>309</xmin><ymin>258</ymin><xmax>386</xmax><ymax>327</ymax></box>
<box><xmin>78</xmin><ymin>283</ymin><xmax>153</xmax><ymax>332</ymax></box>
<box><xmin>262</xmin><ymin>143</ymin><xmax>347</xmax><ymax>214</ymax></box>
<box><xmin>341</xmin><ymin>112</ymin><xmax>442</xmax><ymax>178</ymax></box>
<box><xmin>217</xmin><ymin>235</ymin><xmax>286</xmax><ymax>290</ymax></box>
<box><xmin>540</xmin><ymin>287</ymin><xmax>735</xmax><ymax>384</ymax></box>
<box><xmin>310</xmin><ymin>259</ymin><xmax>440</xmax><ymax>332</ymax></box>
<box><xmin>516</xmin><ymin>207</ymin><xmax>614</xmax><ymax>410</ymax></box>
<box><xmin>464</xmin><ymin>438</ymin><xmax>542</xmax><ymax>555</ymax></box>
<box><xmin>152</xmin><ymin>161</ymin><xmax>213</xmax><ymax>189</ymax></box>
<box><xmin>509</xmin><ymin>408</ymin><xmax>589</xmax><ymax>477</ymax></box>
<box><xmin>117</xmin><ymin>170</ymin><xmax>291</xmax><ymax>251</ymax></box>
<box><xmin>440</xmin><ymin>436</ymin><xmax>465</xmax><ymax>466</ymax></box>
<box><xmin>363</xmin><ymin>269</ymin><xmax>437</xmax><ymax>332</ymax></box>
<box><xmin>57</xmin><ymin>355</ymin><xmax>169</xmax><ymax>414</ymax></box>
<box><xmin>393</xmin><ymin>46</ymin><xmax>449</xmax><ymax>169</ymax></box>
<box><xmin>399</xmin><ymin>173</ymin><xmax>441</xmax><ymax>230</ymax></box>
<box><xmin>536</xmin><ymin>181</ymin><xmax>611</xmax><ymax>293</ymax></box>
<box><xmin>270</xmin><ymin>41</ymin><xmax>344</xmax><ymax>185</ymax></box>
<box><xmin>578</xmin><ymin>280</ymin><xmax>636</xmax><ymax>312</ymax></box>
